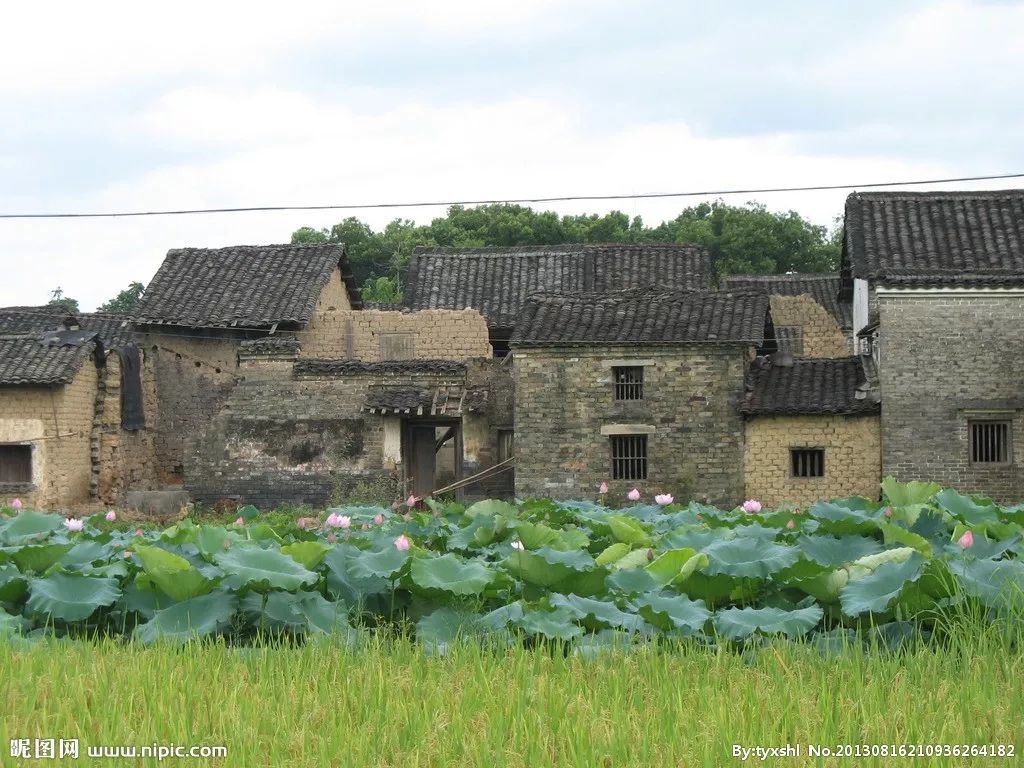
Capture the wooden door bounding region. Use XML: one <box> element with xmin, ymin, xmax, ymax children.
<box><xmin>409</xmin><ymin>425</ymin><xmax>437</xmax><ymax>498</ymax></box>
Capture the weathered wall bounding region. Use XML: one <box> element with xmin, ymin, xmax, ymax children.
<box><xmin>143</xmin><ymin>335</ymin><xmax>240</xmax><ymax>483</ymax></box>
<box><xmin>744</xmin><ymin>414</ymin><xmax>881</xmax><ymax>507</ymax></box>
<box><xmin>879</xmin><ymin>293</ymin><xmax>1024</xmax><ymax>502</ymax></box>
<box><xmin>301</xmin><ymin>307</ymin><xmax>491</xmax><ymax>361</ymax></box>
<box><xmin>513</xmin><ymin>345</ymin><xmax>749</xmax><ymax>506</ymax></box>
<box><xmin>0</xmin><ymin>361</ymin><xmax>98</xmax><ymax>510</ymax></box>
<box><xmin>769</xmin><ymin>295</ymin><xmax>850</xmax><ymax>358</ymax></box>
<box><xmin>297</xmin><ymin>267</ymin><xmax>353</xmax><ymax>358</ymax></box>
<box><xmin>95</xmin><ymin>352</ymin><xmax>161</xmax><ymax>504</ymax></box>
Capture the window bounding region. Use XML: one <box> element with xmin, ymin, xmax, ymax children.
<box><xmin>489</xmin><ymin>330</ymin><xmax>512</xmax><ymax>359</ymax></box>
<box><xmin>611</xmin><ymin>434</ymin><xmax>647</xmax><ymax>480</ymax></box>
<box><xmin>791</xmin><ymin>448</ymin><xmax>824</xmax><ymax>478</ymax></box>
<box><xmin>0</xmin><ymin>445</ymin><xmax>32</xmax><ymax>484</ymax></box>
<box><xmin>612</xmin><ymin>366</ymin><xmax>644</xmax><ymax>401</ymax></box>
<box><xmin>380</xmin><ymin>333</ymin><xmax>415</xmax><ymax>361</ymax></box>
<box><xmin>775</xmin><ymin>326</ymin><xmax>804</xmax><ymax>355</ymax></box>
<box><xmin>497</xmin><ymin>429</ymin><xmax>515</xmax><ymax>462</ymax></box>
<box><xmin>970</xmin><ymin>421</ymin><xmax>1011</xmax><ymax>464</ymax></box>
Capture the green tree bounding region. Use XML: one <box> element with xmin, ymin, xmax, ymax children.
<box><xmin>47</xmin><ymin>287</ymin><xmax>79</xmax><ymax>314</ymax></box>
<box><xmin>97</xmin><ymin>281</ymin><xmax>146</xmax><ymax>314</ymax></box>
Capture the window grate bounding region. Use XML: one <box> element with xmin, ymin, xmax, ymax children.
<box><xmin>611</xmin><ymin>434</ymin><xmax>647</xmax><ymax>480</ymax></box>
<box><xmin>0</xmin><ymin>445</ymin><xmax>32</xmax><ymax>483</ymax></box>
<box><xmin>970</xmin><ymin>421</ymin><xmax>1011</xmax><ymax>464</ymax></box>
<box><xmin>613</xmin><ymin>366</ymin><xmax>644</xmax><ymax>401</ymax></box>
<box><xmin>790</xmin><ymin>448</ymin><xmax>824</xmax><ymax>478</ymax></box>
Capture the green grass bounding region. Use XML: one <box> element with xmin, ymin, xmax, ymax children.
<box><xmin>2</xmin><ymin>618</ymin><xmax>1021</xmax><ymax>768</ymax></box>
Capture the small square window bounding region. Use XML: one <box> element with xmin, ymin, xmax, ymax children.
<box><xmin>791</xmin><ymin>448</ymin><xmax>824</xmax><ymax>478</ymax></box>
<box><xmin>970</xmin><ymin>421</ymin><xmax>1011</xmax><ymax>464</ymax></box>
<box><xmin>613</xmin><ymin>366</ymin><xmax>644</xmax><ymax>401</ymax></box>
<box><xmin>0</xmin><ymin>444</ymin><xmax>32</xmax><ymax>484</ymax></box>
<box><xmin>611</xmin><ymin>434</ymin><xmax>647</xmax><ymax>480</ymax></box>
<box><xmin>380</xmin><ymin>333</ymin><xmax>415</xmax><ymax>361</ymax></box>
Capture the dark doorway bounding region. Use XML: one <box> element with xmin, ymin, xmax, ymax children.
<box><xmin>403</xmin><ymin>419</ymin><xmax>462</xmax><ymax>498</ymax></box>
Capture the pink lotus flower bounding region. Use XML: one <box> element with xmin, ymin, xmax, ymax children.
<box><xmin>741</xmin><ymin>499</ymin><xmax>762</xmax><ymax>514</ymax></box>
<box><xmin>598</xmin><ymin>482</ymin><xmax>609</xmax><ymax>494</ymax></box>
<box><xmin>959</xmin><ymin>530</ymin><xmax>974</xmax><ymax>549</ymax></box>
<box><xmin>654</xmin><ymin>493</ymin><xmax>674</xmax><ymax>506</ymax></box>
<box><xmin>394</xmin><ymin>534</ymin><xmax>411</xmax><ymax>551</ymax></box>
<box><xmin>64</xmin><ymin>518</ymin><xmax>84</xmax><ymax>532</ymax></box>
<box><xmin>373</xmin><ymin>513</ymin><xmax>385</xmax><ymax>525</ymax></box>
<box><xmin>406</xmin><ymin>495</ymin><xmax>418</xmax><ymax>508</ymax></box>
<box><xmin>325</xmin><ymin>513</ymin><xmax>351</xmax><ymax>529</ymax></box>
<box><xmin>627</xmin><ymin>488</ymin><xmax>641</xmax><ymax>502</ymax></box>
<box><xmin>786</xmin><ymin>519</ymin><xmax>796</xmax><ymax>530</ymax></box>
<box><xmin>326</xmin><ymin>532</ymin><xmax>337</xmax><ymax>543</ymax></box>
<box><xmin>883</xmin><ymin>507</ymin><xmax>893</xmax><ymax>518</ymax></box>
<box><xmin>105</xmin><ymin>510</ymin><xmax>117</xmax><ymax>522</ymax></box>
<box><xmin>134</xmin><ymin>528</ymin><xmax>144</xmax><ymax>537</ymax></box>
<box><xmin>510</xmin><ymin>540</ymin><xmax>525</xmax><ymax>551</ymax></box>
<box><xmin>234</xmin><ymin>516</ymin><xmax>244</xmax><ymax>526</ymax></box>
<box><xmin>11</xmin><ymin>498</ymin><xmax>22</xmax><ymax>511</ymax></box>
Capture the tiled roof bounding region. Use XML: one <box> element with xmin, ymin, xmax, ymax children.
<box><xmin>238</xmin><ymin>337</ymin><xmax>301</xmax><ymax>356</ymax></box>
<box><xmin>0</xmin><ymin>336</ymin><xmax>98</xmax><ymax>385</ymax></box>
<box><xmin>721</xmin><ymin>273</ymin><xmax>849</xmax><ymax>327</ymax></box>
<box><xmin>0</xmin><ymin>306</ymin><xmax>135</xmax><ymax>349</ymax></box>
<box><xmin>135</xmin><ymin>243</ymin><xmax>362</xmax><ymax>329</ymax></box>
<box><xmin>743</xmin><ymin>357</ymin><xmax>878</xmax><ymax>416</ymax></box>
<box><xmin>844</xmin><ymin>191</ymin><xmax>1024</xmax><ymax>287</ymax></box>
<box><xmin>511</xmin><ymin>289</ymin><xmax>770</xmax><ymax>346</ymax></box>
<box><xmin>293</xmin><ymin>359</ymin><xmax>466</xmax><ymax>377</ymax></box>
<box><xmin>404</xmin><ymin>244</ymin><xmax>714</xmax><ymax>328</ymax></box>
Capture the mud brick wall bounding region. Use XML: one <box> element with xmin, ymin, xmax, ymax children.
<box><xmin>769</xmin><ymin>295</ymin><xmax>851</xmax><ymax>358</ymax></box>
<box><xmin>513</xmin><ymin>345</ymin><xmax>749</xmax><ymax>507</ymax></box>
<box><xmin>0</xmin><ymin>361</ymin><xmax>98</xmax><ymax>510</ymax></box>
<box><xmin>743</xmin><ymin>414</ymin><xmax>881</xmax><ymax>507</ymax></box>
<box><xmin>879</xmin><ymin>293</ymin><xmax>1024</xmax><ymax>502</ymax></box>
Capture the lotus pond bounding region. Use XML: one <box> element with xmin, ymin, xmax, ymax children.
<box><xmin>1</xmin><ymin>479</ymin><xmax>1023</xmax><ymax>650</ymax></box>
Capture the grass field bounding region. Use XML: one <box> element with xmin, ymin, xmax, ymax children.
<box><xmin>2</xmin><ymin>618</ymin><xmax>1021</xmax><ymax>768</ymax></box>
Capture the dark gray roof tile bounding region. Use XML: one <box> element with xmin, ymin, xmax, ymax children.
<box><xmin>721</xmin><ymin>273</ymin><xmax>849</xmax><ymax>327</ymax></box>
<box><xmin>743</xmin><ymin>357</ymin><xmax>878</xmax><ymax>416</ymax></box>
<box><xmin>0</xmin><ymin>336</ymin><xmax>97</xmax><ymax>385</ymax></box>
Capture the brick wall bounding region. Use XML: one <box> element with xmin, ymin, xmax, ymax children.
<box><xmin>513</xmin><ymin>345</ymin><xmax>749</xmax><ymax>506</ymax></box>
<box><xmin>743</xmin><ymin>414</ymin><xmax>881</xmax><ymax>507</ymax></box>
<box><xmin>879</xmin><ymin>293</ymin><xmax>1024</xmax><ymax>502</ymax></box>
<box><xmin>0</xmin><ymin>360</ymin><xmax>98</xmax><ymax>510</ymax></box>
<box><xmin>769</xmin><ymin>295</ymin><xmax>850</xmax><ymax>358</ymax></box>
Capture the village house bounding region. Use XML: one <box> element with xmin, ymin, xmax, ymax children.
<box><xmin>842</xmin><ymin>190</ymin><xmax>1024</xmax><ymax>502</ymax></box>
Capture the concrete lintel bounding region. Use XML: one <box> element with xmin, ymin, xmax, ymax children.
<box><xmin>600</xmin><ymin>424</ymin><xmax>656</xmax><ymax>435</ymax></box>
<box><xmin>601</xmin><ymin>359</ymin><xmax>656</xmax><ymax>368</ymax></box>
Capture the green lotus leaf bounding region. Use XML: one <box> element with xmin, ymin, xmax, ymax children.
<box><xmin>514</xmin><ymin>607</ymin><xmax>584</xmax><ymax>641</ymax></box>
<box><xmin>808</xmin><ymin>502</ymin><xmax>881</xmax><ymax>535</ymax></box>
<box><xmin>136</xmin><ymin>546</ymin><xmax>218</xmax><ymax>601</ymax></box>
<box><xmin>241</xmin><ymin>590</ymin><xmax>305</xmax><ymax>631</ymax></box>
<box><xmin>446</xmin><ymin>515</ymin><xmax>496</xmax><ymax>551</ymax></box>
<box><xmin>411</xmin><ymin>553</ymin><xmax>496</xmax><ymax>596</ymax></box>
<box><xmin>679</xmin><ymin>572</ymin><xmax>757</xmax><ymax>607</ymax></box>
<box><xmin>532</xmin><ymin>547</ymin><xmax>594</xmax><ymax>570</ymax></box>
<box><xmin>280</xmin><ymin>541</ymin><xmax>330</xmax><ymax>570</ymax></box>
<box><xmin>322</xmin><ymin>544</ymin><xmax>389</xmax><ymax>604</ymax></box>
<box><xmin>882</xmin><ymin>477</ymin><xmax>941</xmax><ymax>507</ymax></box>
<box><xmin>609</xmin><ymin>547</ymin><xmax>652</xmax><ymax>571</ymax></box>
<box><xmin>549</xmin><ymin>593</ymin><xmax>649</xmax><ymax>633</ymax></box>
<box><xmin>507</xmin><ymin>519</ymin><xmax>563</xmax><ymax>549</ymax></box>
<box><xmin>0</xmin><ymin>511</ymin><xmax>64</xmax><ymax>544</ymax></box>
<box><xmin>948</xmin><ymin>558</ymin><xmax>1024</xmax><ymax>610</ymax></box>
<box><xmin>60</xmin><ymin>541</ymin><xmax>113</xmax><ymax>569</ymax></box>
<box><xmin>346</xmin><ymin>543</ymin><xmax>409</xmax><ymax>580</ymax></box>
<box><xmin>839</xmin><ymin>553</ymin><xmax>925</xmax><ymax>616</ymax></box>
<box><xmin>296</xmin><ymin>593</ymin><xmax>361</xmax><ymax>643</ymax></box>
<box><xmin>796</xmin><ymin>534</ymin><xmax>883</xmax><ymax>567</ymax></box>
<box><xmin>935</xmin><ymin>489</ymin><xmax>999</xmax><ymax>527</ymax></box>
<box><xmin>0</xmin><ymin>606</ymin><xmax>26</xmax><ymax>637</ymax></box>
<box><xmin>645</xmin><ymin>547</ymin><xmax>708</xmax><ymax>586</ymax></box>
<box><xmin>464</xmin><ymin>499</ymin><xmax>518</xmax><ymax>519</ymax></box>
<box><xmin>504</xmin><ymin>550</ymin><xmax>576</xmax><ymax>587</ymax></box>
<box><xmin>714</xmin><ymin>604</ymin><xmax>823</xmax><ymax>640</ymax></box>
<box><xmin>217</xmin><ymin>546</ymin><xmax>318</xmax><ymax>592</ymax></box>
<box><xmin>703</xmin><ymin>538</ymin><xmax>800</xmax><ymax>579</ymax></box>
<box><xmin>0</xmin><ymin>564</ymin><xmax>28</xmax><ymax>602</ymax></box>
<box><xmin>608</xmin><ymin>515</ymin><xmax>653</xmax><ymax>546</ymax></box>
<box><xmin>237</xmin><ymin>504</ymin><xmax>260</xmax><ymax>521</ymax></box>
<box><xmin>134</xmin><ymin>590</ymin><xmax>237</xmax><ymax>644</ymax></box>
<box><xmin>243</xmin><ymin>523</ymin><xmax>283</xmax><ymax>543</ymax></box>
<box><xmin>634</xmin><ymin>593</ymin><xmax>711</xmax><ymax>634</ymax></box>
<box><xmin>877</xmin><ymin>522</ymin><xmax>933</xmax><ymax>557</ymax></box>
<box><xmin>13</xmin><ymin>543</ymin><xmax>73</xmax><ymax>573</ymax></box>
<box><xmin>415</xmin><ymin>607</ymin><xmax>503</xmax><ymax>653</ymax></box>
<box><xmin>196</xmin><ymin>526</ymin><xmax>230</xmax><ymax>559</ymax></box>
<box><xmin>606</xmin><ymin>567</ymin><xmax>660</xmax><ymax>595</ymax></box>
<box><xmin>159</xmin><ymin>519</ymin><xmax>198</xmax><ymax>545</ymax></box>
<box><xmin>595</xmin><ymin>543</ymin><xmax>632</xmax><ymax>566</ymax></box>
<box><xmin>26</xmin><ymin>572</ymin><xmax>121</xmax><ymax>622</ymax></box>
<box><xmin>479</xmin><ymin>602</ymin><xmax>525</xmax><ymax>631</ymax></box>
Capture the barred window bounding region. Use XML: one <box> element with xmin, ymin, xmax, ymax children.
<box><xmin>0</xmin><ymin>444</ymin><xmax>32</xmax><ymax>484</ymax></box>
<box><xmin>970</xmin><ymin>421</ymin><xmax>1011</xmax><ymax>464</ymax></box>
<box><xmin>790</xmin><ymin>448</ymin><xmax>824</xmax><ymax>478</ymax></box>
<box><xmin>611</xmin><ymin>434</ymin><xmax>647</xmax><ymax>480</ymax></box>
<box><xmin>612</xmin><ymin>366</ymin><xmax>644</xmax><ymax>401</ymax></box>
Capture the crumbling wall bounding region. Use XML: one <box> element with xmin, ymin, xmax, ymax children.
<box><xmin>769</xmin><ymin>295</ymin><xmax>850</xmax><ymax>358</ymax></box>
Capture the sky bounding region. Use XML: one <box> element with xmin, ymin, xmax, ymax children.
<box><xmin>2</xmin><ymin>0</ymin><xmax>1023</xmax><ymax>310</ymax></box>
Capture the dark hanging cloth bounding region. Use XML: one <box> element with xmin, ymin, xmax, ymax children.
<box><xmin>118</xmin><ymin>343</ymin><xmax>146</xmax><ymax>431</ymax></box>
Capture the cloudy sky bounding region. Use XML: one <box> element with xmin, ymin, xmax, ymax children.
<box><xmin>2</xmin><ymin>0</ymin><xmax>1022</xmax><ymax>310</ymax></box>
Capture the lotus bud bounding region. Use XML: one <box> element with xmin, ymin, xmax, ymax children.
<box><xmin>105</xmin><ymin>510</ymin><xmax>117</xmax><ymax>522</ymax></box>
<box><xmin>598</xmin><ymin>482</ymin><xmax>609</xmax><ymax>494</ymax></box>
<box><xmin>11</xmin><ymin>498</ymin><xmax>23</xmax><ymax>511</ymax></box>
<box><xmin>958</xmin><ymin>530</ymin><xmax>974</xmax><ymax>549</ymax></box>
<box><xmin>627</xmin><ymin>488</ymin><xmax>641</xmax><ymax>502</ymax></box>
<box><xmin>394</xmin><ymin>534</ymin><xmax>411</xmax><ymax>551</ymax></box>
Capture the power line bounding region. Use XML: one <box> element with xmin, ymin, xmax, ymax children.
<box><xmin>2</xmin><ymin>172</ymin><xmax>1023</xmax><ymax>220</ymax></box>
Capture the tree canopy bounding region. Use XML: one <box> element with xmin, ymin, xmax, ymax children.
<box><xmin>47</xmin><ymin>287</ymin><xmax>79</xmax><ymax>314</ymax></box>
<box><xmin>292</xmin><ymin>201</ymin><xmax>841</xmax><ymax>300</ymax></box>
<box><xmin>97</xmin><ymin>282</ymin><xmax>146</xmax><ymax>314</ymax></box>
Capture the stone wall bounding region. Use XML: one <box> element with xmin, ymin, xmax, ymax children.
<box><xmin>513</xmin><ymin>345</ymin><xmax>749</xmax><ymax>507</ymax></box>
<box><xmin>0</xmin><ymin>360</ymin><xmax>98</xmax><ymax>510</ymax></box>
<box><xmin>743</xmin><ymin>414</ymin><xmax>881</xmax><ymax>507</ymax></box>
<box><xmin>879</xmin><ymin>293</ymin><xmax>1024</xmax><ymax>502</ymax></box>
<box><xmin>769</xmin><ymin>295</ymin><xmax>850</xmax><ymax>358</ymax></box>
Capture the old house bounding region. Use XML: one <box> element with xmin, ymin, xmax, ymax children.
<box><xmin>742</xmin><ymin>356</ymin><xmax>880</xmax><ymax>507</ymax></box>
<box><xmin>0</xmin><ymin>308</ymin><xmax>157</xmax><ymax>509</ymax></box>
<box><xmin>721</xmin><ymin>273</ymin><xmax>851</xmax><ymax>356</ymax></box>
<box><xmin>404</xmin><ymin>244</ymin><xmax>714</xmax><ymax>356</ymax></box>
<box><xmin>510</xmin><ymin>288</ymin><xmax>774</xmax><ymax>506</ymax></box>
<box><xmin>842</xmin><ymin>190</ymin><xmax>1024</xmax><ymax>502</ymax></box>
